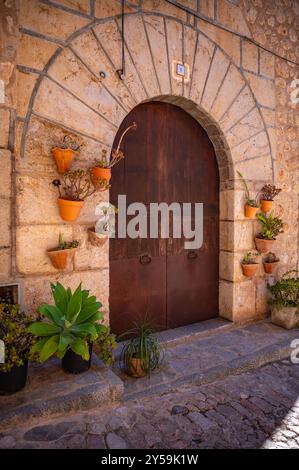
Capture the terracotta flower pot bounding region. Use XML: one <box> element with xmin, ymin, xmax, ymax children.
<box><xmin>241</xmin><ymin>263</ymin><xmax>259</xmax><ymax>277</ymax></box>
<box><xmin>263</xmin><ymin>261</ymin><xmax>279</xmax><ymax>274</ymax></box>
<box><xmin>88</xmin><ymin>229</ymin><xmax>107</xmax><ymax>248</ymax></box>
<box><xmin>52</xmin><ymin>148</ymin><xmax>76</xmax><ymax>173</ymax></box>
<box><xmin>255</xmin><ymin>237</ymin><xmax>275</xmax><ymax>253</ymax></box>
<box><xmin>92</xmin><ymin>167</ymin><xmax>111</xmax><ymax>190</ymax></box>
<box><xmin>47</xmin><ymin>248</ymin><xmax>77</xmax><ymax>270</ymax></box>
<box><xmin>129</xmin><ymin>358</ymin><xmax>146</xmax><ymax>378</ymax></box>
<box><xmin>260</xmin><ymin>200</ymin><xmax>273</xmax><ymax>213</ymax></box>
<box><xmin>271</xmin><ymin>306</ymin><xmax>299</xmax><ymax>330</ymax></box>
<box><xmin>57</xmin><ymin>198</ymin><xmax>84</xmax><ymax>222</ymax></box>
<box><xmin>244</xmin><ymin>204</ymin><xmax>259</xmax><ymax>219</ymax></box>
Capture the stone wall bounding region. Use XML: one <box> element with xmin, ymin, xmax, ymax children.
<box><xmin>0</xmin><ymin>0</ymin><xmax>298</xmax><ymax>325</ymax></box>
<box><xmin>0</xmin><ymin>0</ymin><xmax>19</xmax><ymax>284</ymax></box>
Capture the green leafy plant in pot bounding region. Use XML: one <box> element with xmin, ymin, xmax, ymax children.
<box><xmin>28</xmin><ymin>283</ymin><xmax>111</xmax><ymax>374</ymax></box>
<box><xmin>255</xmin><ymin>212</ymin><xmax>284</xmax><ymax>253</ymax></box>
<box><xmin>237</xmin><ymin>171</ymin><xmax>259</xmax><ymax>218</ymax></box>
<box><xmin>0</xmin><ymin>304</ymin><xmax>35</xmax><ymax>394</ymax></box>
<box><xmin>119</xmin><ymin>319</ymin><xmax>164</xmax><ymax>378</ymax></box>
<box><xmin>267</xmin><ymin>270</ymin><xmax>299</xmax><ymax>329</ymax></box>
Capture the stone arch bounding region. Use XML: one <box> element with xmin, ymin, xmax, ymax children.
<box><xmin>21</xmin><ymin>12</ymin><xmax>272</xmax><ymax>181</ymax></box>
<box><xmin>18</xmin><ymin>12</ymin><xmax>273</xmax><ymax>322</ymax></box>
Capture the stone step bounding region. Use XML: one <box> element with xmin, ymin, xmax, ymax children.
<box><xmin>0</xmin><ymin>355</ymin><xmax>123</xmax><ymax>430</ymax></box>
<box><xmin>114</xmin><ymin>318</ymin><xmax>236</xmax><ymax>359</ymax></box>
<box><xmin>113</xmin><ymin>321</ymin><xmax>299</xmax><ymax>401</ymax></box>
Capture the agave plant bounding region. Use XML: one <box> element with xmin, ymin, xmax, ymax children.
<box><xmin>28</xmin><ymin>283</ymin><xmax>106</xmax><ymax>362</ymax></box>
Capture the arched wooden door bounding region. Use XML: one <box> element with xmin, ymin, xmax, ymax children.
<box><xmin>109</xmin><ymin>102</ymin><xmax>219</xmax><ymax>336</ymax></box>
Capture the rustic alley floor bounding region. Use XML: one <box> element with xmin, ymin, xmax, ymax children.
<box><xmin>0</xmin><ymin>358</ymin><xmax>299</xmax><ymax>449</ymax></box>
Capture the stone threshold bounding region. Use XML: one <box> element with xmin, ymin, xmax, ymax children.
<box><xmin>112</xmin><ymin>320</ymin><xmax>299</xmax><ymax>401</ymax></box>
<box><xmin>114</xmin><ymin>318</ymin><xmax>237</xmax><ymax>359</ymax></box>
<box><xmin>0</xmin><ymin>355</ymin><xmax>123</xmax><ymax>431</ymax></box>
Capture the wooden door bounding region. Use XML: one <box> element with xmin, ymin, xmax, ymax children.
<box><xmin>109</xmin><ymin>102</ymin><xmax>219</xmax><ymax>336</ymax></box>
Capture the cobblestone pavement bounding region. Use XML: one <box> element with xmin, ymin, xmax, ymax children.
<box><xmin>0</xmin><ymin>360</ymin><xmax>298</xmax><ymax>449</ymax></box>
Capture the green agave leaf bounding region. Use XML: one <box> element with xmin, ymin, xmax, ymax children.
<box><xmin>39</xmin><ymin>305</ymin><xmax>64</xmax><ymax>327</ymax></box>
<box><xmin>66</xmin><ymin>283</ymin><xmax>82</xmax><ymax>323</ymax></box>
<box><xmin>70</xmin><ymin>323</ymin><xmax>98</xmax><ymax>341</ymax></box>
<box><xmin>40</xmin><ymin>335</ymin><xmax>60</xmax><ymax>362</ymax></box>
<box><xmin>71</xmin><ymin>338</ymin><xmax>90</xmax><ymax>361</ymax></box>
<box><xmin>80</xmin><ymin>311</ymin><xmax>103</xmax><ymax>325</ymax></box>
<box><xmin>57</xmin><ymin>333</ymin><xmax>74</xmax><ymax>358</ymax></box>
<box><xmin>30</xmin><ymin>337</ymin><xmax>48</xmax><ymax>355</ymax></box>
<box><xmin>52</xmin><ymin>282</ymin><xmax>69</xmax><ymax>314</ymax></box>
<box><xmin>28</xmin><ymin>322</ymin><xmax>61</xmax><ymax>337</ymax></box>
<box><xmin>76</xmin><ymin>302</ymin><xmax>102</xmax><ymax>324</ymax></box>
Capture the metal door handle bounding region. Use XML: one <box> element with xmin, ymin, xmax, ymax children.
<box><xmin>187</xmin><ymin>250</ymin><xmax>198</xmax><ymax>260</ymax></box>
<box><xmin>140</xmin><ymin>253</ymin><xmax>151</xmax><ymax>265</ymax></box>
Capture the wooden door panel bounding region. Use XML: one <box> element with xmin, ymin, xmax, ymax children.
<box><xmin>109</xmin><ymin>254</ymin><xmax>167</xmax><ymax>336</ymax></box>
<box><xmin>110</xmin><ymin>101</ymin><xmax>219</xmax><ymax>335</ymax></box>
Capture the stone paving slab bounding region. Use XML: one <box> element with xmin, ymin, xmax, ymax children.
<box><xmin>0</xmin><ymin>354</ymin><xmax>123</xmax><ymax>430</ymax></box>
<box><xmin>1</xmin><ymin>359</ymin><xmax>298</xmax><ymax>449</ymax></box>
<box><xmin>113</xmin><ymin>321</ymin><xmax>299</xmax><ymax>400</ymax></box>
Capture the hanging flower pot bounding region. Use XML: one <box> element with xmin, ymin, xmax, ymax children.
<box><xmin>255</xmin><ymin>212</ymin><xmax>284</xmax><ymax>253</ymax></box>
<box><xmin>255</xmin><ymin>237</ymin><xmax>275</xmax><ymax>253</ymax></box>
<box><xmin>52</xmin><ymin>136</ymin><xmax>84</xmax><ymax>173</ymax></box>
<box><xmin>91</xmin><ymin>166</ymin><xmax>111</xmax><ymax>191</ymax></box>
<box><xmin>237</xmin><ymin>172</ymin><xmax>259</xmax><ymax>219</ymax></box>
<box><xmin>260</xmin><ymin>199</ymin><xmax>273</xmax><ymax>213</ymax></box>
<box><xmin>92</xmin><ymin>123</ymin><xmax>137</xmax><ymax>190</ymax></box>
<box><xmin>241</xmin><ymin>252</ymin><xmax>259</xmax><ymax>277</ymax></box>
<box><xmin>52</xmin><ymin>147</ymin><xmax>76</xmax><ymax>173</ymax></box>
<box><xmin>263</xmin><ymin>252</ymin><xmax>279</xmax><ymax>274</ymax></box>
<box><xmin>260</xmin><ymin>184</ymin><xmax>282</xmax><ymax>213</ymax></box>
<box><xmin>47</xmin><ymin>233</ymin><xmax>79</xmax><ymax>270</ymax></box>
<box><xmin>57</xmin><ymin>198</ymin><xmax>84</xmax><ymax>222</ymax></box>
<box><xmin>244</xmin><ymin>204</ymin><xmax>259</xmax><ymax>219</ymax></box>
<box><xmin>53</xmin><ymin>169</ymin><xmax>101</xmax><ymax>223</ymax></box>
<box><xmin>88</xmin><ymin>228</ymin><xmax>107</xmax><ymax>248</ymax></box>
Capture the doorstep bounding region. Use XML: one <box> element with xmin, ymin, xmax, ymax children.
<box><xmin>0</xmin><ymin>355</ymin><xmax>123</xmax><ymax>430</ymax></box>
<box><xmin>113</xmin><ymin>320</ymin><xmax>299</xmax><ymax>401</ymax></box>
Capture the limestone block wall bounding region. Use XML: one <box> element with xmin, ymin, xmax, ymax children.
<box><xmin>0</xmin><ymin>0</ymin><xmax>298</xmax><ymax>325</ymax></box>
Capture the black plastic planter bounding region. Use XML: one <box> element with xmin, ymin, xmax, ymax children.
<box><xmin>62</xmin><ymin>343</ymin><xmax>92</xmax><ymax>374</ymax></box>
<box><xmin>0</xmin><ymin>360</ymin><xmax>28</xmax><ymax>395</ymax></box>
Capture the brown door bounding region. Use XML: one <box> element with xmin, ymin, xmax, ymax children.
<box><xmin>110</xmin><ymin>102</ymin><xmax>219</xmax><ymax>336</ymax></box>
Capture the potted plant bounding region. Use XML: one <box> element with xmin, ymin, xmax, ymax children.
<box><xmin>263</xmin><ymin>252</ymin><xmax>279</xmax><ymax>274</ymax></box>
<box><xmin>53</xmin><ymin>169</ymin><xmax>104</xmax><ymax>222</ymax></box>
<box><xmin>241</xmin><ymin>252</ymin><xmax>260</xmax><ymax>277</ymax></box>
<box><xmin>237</xmin><ymin>171</ymin><xmax>259</xmax><ymax>218</ymax></box>
<box><xmin>52</xmin><ymin>135</ymin><xmax>84</xmax><ymax>173</ymax></box>
<box><xmin>91</xmin><ymin>122</ymin><xmax>137</xmax><ymax>190</ymax></box>
<box><xmin>267</xmin><ymin>270</ymin><xmax>299</xmax><ymax>329</ymax></box>
<box><xmin>47</xmin><ymin>233</ymin><xmax>79</xmax><ymax>270</ymax></box>
<box><xmin>255</xmin><ymin>212</ymin><xmax>284</xmax><ymax>253</ymax></box>
<box><xmin>119</xmin><ymin>319</ymin><xmax>164</xmax><ymax>378</ymax></box>
<box><xmin>260</xmin><ymin>184</ymin><xmax>281</xmax><ymax>213</ymax></box>
<box><xmin>0</xmin><ymin>304</ymin><xmax>35</xmax><ymax>394</ymax></box>
<box><xmin>28</xmin><ymin>283</ymin><xmax>112</xmax><ymax>374</ymax></box>
<box><xmin>88</xmin><ymin>203</ymin><xmax>117</xmax><ymax>247</ymax></box>
<box><xmin>96</xmin><ymin>326</ymin><xmax>117</xmax><ymax>367</ymax></box>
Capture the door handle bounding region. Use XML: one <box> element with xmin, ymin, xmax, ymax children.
<box><xmin>187</xmin><ymin>250</ymin><xmax>198</xmax><ymax>260</ymax></box>
<box><xmin>139</xmin><ymin>253</ymin><xmax>151</xmax><ymax>265</ymax></box>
